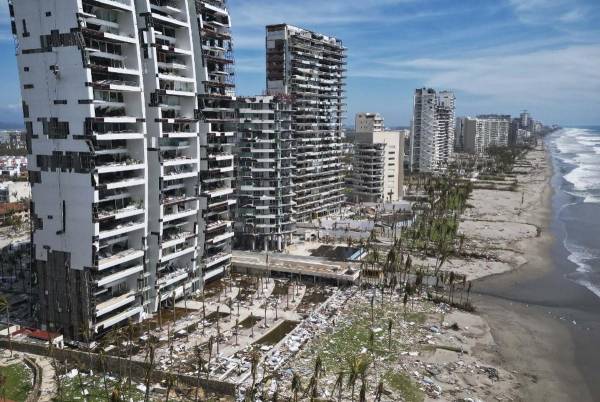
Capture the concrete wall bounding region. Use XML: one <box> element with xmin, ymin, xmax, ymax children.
<box><xmin>0</xmin><ymin>339</ymin><xmax>237</xmax><ymax>396</ymax></box>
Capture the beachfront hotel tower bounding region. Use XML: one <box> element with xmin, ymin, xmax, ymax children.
<box><xmin>266</xmin><ymin>24</ymin><xmax>347</xmax><ymax>222</ymax></box>
<box><xmin>191</xmin><ymin>0</ymin><xmax>237</xmax><ymax>284</ymax></box>
<box><xmin>410</xmin><ymin>88</ymin><xmax>456</xmax><ymax>172</ymax></box>
<box><xmin>10</xmin><ymin>0</ymin><xmax>236</xmax><ymax>341</ymax></box>
<box><xmin>235</xmin><ymin>95</ymin><xmax>295</xmax><ymax>252</ymax></box>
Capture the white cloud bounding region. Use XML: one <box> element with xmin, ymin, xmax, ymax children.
<box><xmin>367</xmin><ymin>45</ymin><xmax>600</xmax><ymax>119</ymax></box>
<box><xmin>508</xmin><ymin>0</ymin><xmax>588</xmax><ymax>24</ymax></box>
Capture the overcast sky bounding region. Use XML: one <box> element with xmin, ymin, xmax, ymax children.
<box><xmin>0</xmin><ymin>0</ymin><xmax>598</xmax><ymax>127</ymax></box>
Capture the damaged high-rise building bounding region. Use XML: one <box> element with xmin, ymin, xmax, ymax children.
<box><xmin>410</xmin><ymin>88</ymin><xmax>456</xmax><ymax>173</ymax></box>
<box><xmin>10</xmin><ymin>0</ymin><xmax>236</xmax><ymax>341</ymax></box>
<box><xmin>266</xmin><ymin>24</ymin><xmax>347</xmax><ymax>222</ymax></box>
<box><xmin>235</xmin><ymin>95</ymin><xmax>295</xmax><ymax>252</ymax></box>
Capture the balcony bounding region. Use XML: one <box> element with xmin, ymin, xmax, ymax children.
<box><xmin>206</xmin><ymin>230</ymin><xmax>234</xmax><ymax>245</ymax></box>
<box><xmin>162</xmin><ymin>156</ymin><xmax>198</xmax><ymax>167</ymax></box>
<box><xmin>203</xmin><ymin>251</ymin><xmax>230</xmax><ymax>269</ymax></box>
<box><xmin>205</xmin><ymin>219</ymin><xmax>231</xmax><ymax>232</ymax></box>
<box><xmin>94</xmin><ymin>306</ymin><xmax>142</xmax><ymax>331</ymax></box>
<box><xmin>203</xmin><ymin>187</ymin><xmax>233</xmax><ymax>198</ymax></box>
<box><xmin>95</xmin><ymin>290</ymin><xmax>136</xmax><ymax>317</ymax></box>
<box><xmin>159</xmin><ymin>78</ymin><xmax>195</xmax><ymax>96</ymax></box>
<box><xmin>161</xmin><ymin>242</ymin><xmax>195</xmax><ymax>263</ymax></box>
<box><xmin>157</xmin><ymin>267</ymin><xmax>189</xmax><ymax>290</ymax></box>
<box><xmin>98</xmin><ymin>248</ymin><xmax>144</xmax><ymax>271</ymax></box>
<box><xmin>99</xmin><ymin>174</ymin><xmax>145</xmax><ymax>190</ymax></box>
<box><xmin>162</xmin><ymin>230</ymin><xmax>193</xmax><ymax>249</ymax></box>
<box><xmin>162</xmin><ymin>165</ymin><xmax>197</xmax><ymax>181</ymax></box>
<box><xmin>95</xmin><ymin>203</ymin><xmax>144</xmax><ymax>221</ymax></box>
<box><xmin>163</xmin><ymin>205</ymin><xmax>197</xmax><ymax>223</ymax></box>
<box><xmin>98</xmin><ymin>219</ymin><xmax>145</xmax><ymax>240</ymax></box>
<box><xmin>86</xmin><ymin>0</ymin><xmax>132</xmax><ymax>12</ymax></box>
<box><xmin>150</xmin><ymin>9</ymin><xmax>188</xmax><ymax>28</ymax></box>
<box><xmin>95</xmin><ymin>264</ymin><xmax>144</xmax><ymax>287</ymax></box>
<box><xmin>95</xmin><ymin>159</ymin><xmax>144</xmax><ymax>174</ymax></box>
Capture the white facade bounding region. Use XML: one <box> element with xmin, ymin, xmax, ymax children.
<box><xmin>235</xmin><ymin>95</ymin><xmax>295</xmax><ymax>251</ymax></box>
<box><xmin>350</xmin><ymin>131</ymin><xmax>404</xmax><ymax>203</ymax></box>
<box><xmin>191</xmin><ymin>0</ymin><xmax>237</xmax><ymax>283</ymax></box>
<box><xmin>11</xmin><ymin>0</ymin><xmax>236</xmax><ymax>341</ymax></box>
<box><xmin>0</xmin><ymin>181</ymin><xmax>31</xmax><ymax>203</ymax></box>
<box><xmin>266</xmin><ymin>24</ymin><xmax>346</xmax><ymax>222</ymax></box>
<box><xmin>355</xmin><ymin>112</ymin><xmax>384</xmax><ymax>132</ymax></box>
<box><xmin>460</xmin><ymin>117</ymin><xmax>510</xmax><ymax>155</ymax></box>
<box><xmin>410</xmin><ymin>88</ymin><xmax>455</xmax><ymax>172</ymax></box>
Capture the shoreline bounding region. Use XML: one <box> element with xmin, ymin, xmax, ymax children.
<box><xmin>470</xmin><ymin>141</ymin><xmax>598</xmax><ymax>401</ymax></box>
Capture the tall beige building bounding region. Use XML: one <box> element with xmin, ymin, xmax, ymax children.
<box><xmin>350</xmin><ymin>113</ymin><xmax>404</xmax><ymax>203</ymax></box>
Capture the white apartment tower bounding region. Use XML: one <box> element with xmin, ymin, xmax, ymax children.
<box><xmin>266</xmin><ymin>24</ymin><xmax>347</xmax><ymax>222</ymax></box>
<box><xmin>235</xmin><ymin>95</ymin><xmax>295</xmax><ymax>252</ymax></box>
<box><xmin>350</xmin><ymin>131</ymin><xmax>404</xmax><ymax>203</ymax></box>
<box><xmin>458</xmin><ymin>116</ymin><xmax>510</xmax><ymax>155</ymax></box>
<box><xmin>190</xmin><ymin>0</ymin><xmax>237</xmax><ymax>283</ymax></box>
<box><xmin>410</xmin><ymin>88</ymin><xmax>456</xmax><ymax>172</ymax></box>
<box><xmin>355</xmin><ymin>113</ymin><xmax>384</xmax><ymax>132</ymax></box>
<box><xmin>10</xmin><ymin>0</ymin><xmax>236</xmax><ymax>341</ymax></box>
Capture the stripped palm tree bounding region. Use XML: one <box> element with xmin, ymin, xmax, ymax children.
<box><xmin>374</xmin><ymin>380</ymin><xmax>385</xmax><ymax>402</ymax></box>
<box><xmin>331</xmin><ymin>371</ymin><xmax>345</xmax><ymax>402</ymax></box>
<box><xmin>291</xmin><ymin>372</ymin><xmax>302</xmax><ymax>402</ymax></box>
<box><xmin>0</xmin><ymin>295</ymin><xmax>12</xmax><ymax>357</ymax></box>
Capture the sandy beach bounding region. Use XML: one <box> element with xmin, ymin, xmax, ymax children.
<box><xmin>461</xmin><ymin>143</ymin><xmax>598</xmax><ymax>401</ymax></box>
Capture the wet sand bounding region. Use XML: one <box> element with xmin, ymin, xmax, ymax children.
<box><xmin>473</xmin><ymin>143</ymin><xmax>600</xmax><ymax>401</ymax></box>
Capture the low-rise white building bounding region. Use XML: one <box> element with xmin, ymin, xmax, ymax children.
<box><xmin>0</xmin><ymin>181</ymin><xmax>31</xmax><ymax>203</ymax></box>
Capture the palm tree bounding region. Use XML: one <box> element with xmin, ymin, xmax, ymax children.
<box><xmin>346</xmin><ymin>355</ymin><xmax>369</xmax><ymax>402</ymax></box>
<box><xmin>359</xmin><ymin>381</ymin><xmax>367</xmax><ymax>402</ymax></box>
<box><xmin>250</xmin><ymin>351</ymin><xmax>260</xmax><ymax>392</ymax></box>
<box><xmin>193</xmin><ymin>345</ymin><xmax>206</xmax><ymax>402</ymax></box>
<box><xmin>0</xmin><ymin>295</ymin><xmax>12</xmax><ymax>357</ymax></box>
<box><xmin>387</xmin><ymin>318</ymin><xmax>393</xmax><ymax>350</ymax></box>
<box><xmin>143</xmin><ymin>342</ymin><xmax>156</xmax><ymax>402</ymax></box>
<box><xmin>374</xmin><ymin>381</ymin><xmax>384</xmax><ymax>402</ymax></box>
<box><xmin>206</xmin><ymin>336</ymin><xmax>214</xmax><ymax>380</ymax></box>
<box><xmin>291</xmin><ymin>372</ymin><xmax>302</xmax><ymax>402</ymax></box>
<box><xmin>331</xmin><ymin>371</ymin><xmax>345</xmax><ymax>402</ymax></box>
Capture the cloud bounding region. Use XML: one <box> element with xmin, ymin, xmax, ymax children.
<box><xmin>508</xmin><ymin>0</ymin><xmax>588</xmax><ymax>24</ymax></box>
<box><xmin>365</xmin><ymin>44</ymin><xmax>600</xmax><ymax>123</ymax></box>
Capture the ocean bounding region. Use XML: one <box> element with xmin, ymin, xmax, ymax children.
<box><xmin>551</xmin><ymin>127</ymin><xmax>600</xmax><ymax>298</ymax></box>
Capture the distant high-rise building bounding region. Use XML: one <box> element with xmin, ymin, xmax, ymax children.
<box><xmin>410</xmin><ymin>88</ymin><xmax>456</xmax><ymax>172</ymax></box>
<box><xmin>235</xmin><ymin>95</ymin><xmax>295</xmax><ymax>251</ymax></box>
<box><xmin>266</xmin><ymin>24</ymin><xmax>347</xmax><ymax>222</ymax></box>
<box><xmin>459</xmin><ymin>116</ymin><xmax>510</xmax><ymax>155</ymax></box>
<box><xmin>349</xmin><ymin>131</ymin><xmax>404</xmax><ymax>203</ymax></box>
<box><xmin>355</xmin><ymin>113</ymin><xmax>384</xmax><ymax>132</ymax></box>
<box><xmin>10</xmin><ymin>0</ymin><xmax>237</xmax><ymax>341</ymax></box>
<box><xmin>520</xmin><ymin>110</ymin><xmax>530</xmax><ymax>128</ymax></box>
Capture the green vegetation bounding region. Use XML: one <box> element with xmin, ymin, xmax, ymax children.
<box><xmin>0</xmin><ymin>363</ymin><xmax>33</xmax><ymax>402</ymax></box>
<box><xmin>54</xmin><ymin>374</ymin><xmax>146</xmax><ymax>402</ymax></box>
<box><xmin>311</xmin><ymin>302</ymin><xmax>426</xmax><ymax>371</ymax></box>
<box><xmin>383</xmin><ymin>371</ymin><xmax>424</xmax><ymax>402</ymax></box>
